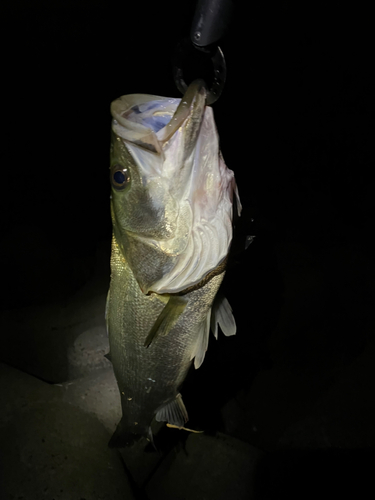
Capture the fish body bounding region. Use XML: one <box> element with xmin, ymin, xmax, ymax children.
<box><xmin>107</xmin><ymin>80</ymin><xmax>241</xmax><ymax>447</ymax></box>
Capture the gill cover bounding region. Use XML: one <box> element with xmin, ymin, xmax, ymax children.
<box><xmin>110</xmin><ymin>80</ymin><xmax>241</xmax><ymax>294</ymax></box>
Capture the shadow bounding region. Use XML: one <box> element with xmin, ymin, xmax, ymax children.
<box><xmin>253</xmin><ymin>448</ymin><xmax>375</xmax><ymax>499</ymax></box>
<box><xmin>181</xmin><ymin>206</ymin><xmax>284</xmax><ymax>434</ymax></box>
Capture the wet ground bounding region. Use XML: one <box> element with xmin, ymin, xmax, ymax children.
<box><xmin>1</xmin><ymin>1</ymin><xmax>375</xmax><ymax>499</ymax></box>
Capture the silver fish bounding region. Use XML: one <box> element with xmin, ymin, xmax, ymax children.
<box><xmin>106</xmin><ymin>80</ymin><xmax>241</xmax><ymax>447</ymax></box>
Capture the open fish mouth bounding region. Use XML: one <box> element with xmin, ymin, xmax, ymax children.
<box><xmin>124</xmin><ymin>99</ymin><xmax>180</xmax><ymax>133</ymax></box>
<box><xmin>111</xmin><ymin>79</ymin><xmax>207</xmax><ymax>154</ymax></box>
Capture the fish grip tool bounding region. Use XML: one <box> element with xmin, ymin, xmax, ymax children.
<box><xmin>173</xmin><ymin>0</ymin><xmax>233</xmax><ymax>105</ymax></box>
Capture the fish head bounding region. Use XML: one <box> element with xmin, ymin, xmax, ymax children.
<box><xmin>109</xmin><ymin>116</ymin><xmax>179</xmax><ymax>242</ymax></box>
<box><xmin>110</xmin><ymin>80</ymin><xmax>240</xmax><ymax>294</ymax></box>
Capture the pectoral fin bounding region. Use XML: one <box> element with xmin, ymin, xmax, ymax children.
<box><xmin>192</xmin><ymin>309</ymin><xmax>211</xmax><ymax>369</ymax></box>
<box><xmin>144</xmin><ymin>295</ymin><xmax>188</xmax><ymax>347</ymax></box>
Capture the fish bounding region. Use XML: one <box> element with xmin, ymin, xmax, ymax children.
<box><xmin>106</xmin><ymin>79</ymin><xmax>241</xmax><ymax>447</ymax></box>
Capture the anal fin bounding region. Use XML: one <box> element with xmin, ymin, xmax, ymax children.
<box><xmin>155</xmin><ymin>394</ymin><xmax>189</xmax><ymax>427</ymax></box>
<box><xmin>144</xmin><ymin>295</ymin><xmax>187</xmax><ymax>347</ymax></box>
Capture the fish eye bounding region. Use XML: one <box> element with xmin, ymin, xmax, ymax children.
<box><xmin>111</xmin><ymin>164</ymin><xmax>131</xmax><ymax>190</ymax></box>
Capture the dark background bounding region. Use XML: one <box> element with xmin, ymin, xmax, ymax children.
<box><xmin>1</xmin><ymin>0</ymin><xmax>374</xmax><ymax>497</ymax></box>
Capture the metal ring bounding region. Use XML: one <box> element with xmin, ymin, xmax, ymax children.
<box><xmin>173</xmin><ymin>38</ymin><xmax>226</xmax><ymax>105</ymax></box>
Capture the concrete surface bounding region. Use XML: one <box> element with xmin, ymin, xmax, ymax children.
<box><xmin>0</xmin><ymin>355</ymin><xmax>265</xmax><ymax>500</ymax></box>
<box><xmin>0</xmin><ymin>264</ymin><xmax>265</xmax><ymax>499</ymax></box>
<box><xmin>145</xmin><ymin>432</ymin><xmax>262</xmax><ymax>500</ymax></box>
<box><xmin>0</xmin><ymin>362</ymin><xmax>134</xmax><ymax>500</ymax></box>
<box><xmin>67</xmin><ymin>326</ymin><xmax>112</xmax><ymax>380</ymax></box>
<box><xmin>0</xmin><ymin>264</ymin><xmax>109</xmax><ymax>384</ymax></box>
<box><xmin>58</xmin><ymin>368</ymin><xmax>121</xmax><ymax>435</ymax></box>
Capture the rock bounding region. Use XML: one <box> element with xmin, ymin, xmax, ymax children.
<box><xmin>67</xmin><ymin>326</ymin><xmax>111</xmax><ymax>379</ymax></box>
<box><xmin>145</xmin><ymin>432</ymin><xmax>263</xmax><ymax>500</ymax></box>
<box><xmin>0</xmin><ymin>362</ymin><xmax>134</xmax><ymax>500</ymax></box>
<box><xmin>59</xmin><ymin>367</ymin><xmax>121</xmax><ymax>435</ymax></box>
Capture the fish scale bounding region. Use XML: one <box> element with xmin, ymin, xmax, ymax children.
<box><xmin>107</xmin><ymin>80</ymin><xmax>240</xmax><ymax>447</ymax></box>
<box><xmin>108</xmin><ymin>237</ymin><xmax>225</xmax><ymax>446</ymax></box>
